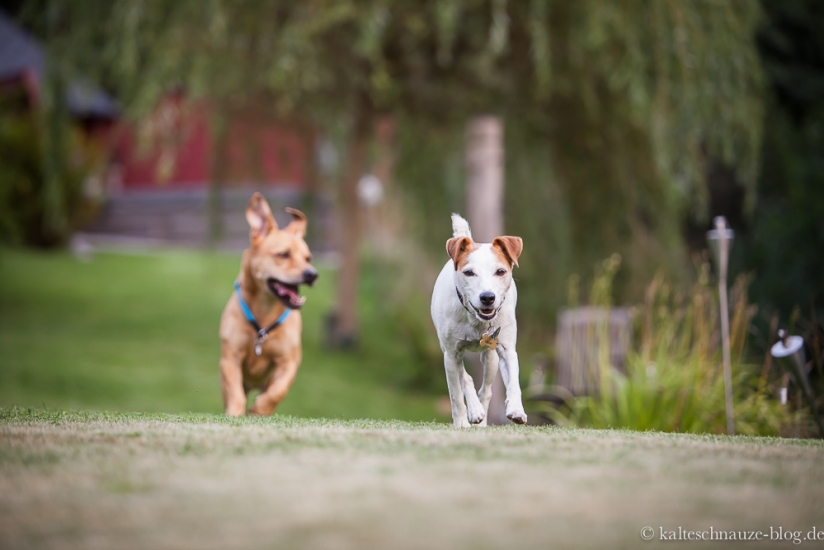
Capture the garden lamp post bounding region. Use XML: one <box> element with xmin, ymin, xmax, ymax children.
<box><xmin>707</xmin><ymin>216</ymin><xmax>735</xmax><ymax>435</ymax></box>
<box><xmin>771</xmin><ymin>330</ymin><xmax>824</xmax><ymax>437</ymax></box>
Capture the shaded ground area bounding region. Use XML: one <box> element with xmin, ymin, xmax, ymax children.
<box><xmin>2</xmin><ymin>409</ymin><xmax>823</xmax><ymax>549</ymax></box>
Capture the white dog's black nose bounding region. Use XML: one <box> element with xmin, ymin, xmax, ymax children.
<box><xmin>480</xmin><ymin>292</ymin><xmax>495</xmax><ymax>307</ymax></box>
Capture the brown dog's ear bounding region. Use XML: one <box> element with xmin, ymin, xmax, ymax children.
<box><xmin>283</xmin><ymin>207</ymin><xmax>307</xmax><ymax>238</ymax></box>
<box><xmin>493</xmin><ymin>236</ymin><xmax>523</xmax><ymax>268</ymax></box>
<box><xmin>446</xmin><ymin>236</ymin><xmax>474</xmax><ymax>270</ymax></box>
<box><xmin>246</xmin><ymin>192</ymin><xmax>277</xmax><ymax>246</ymax></box>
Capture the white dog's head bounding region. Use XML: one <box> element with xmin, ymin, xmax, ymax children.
<box><xmin>446</xmin><ymin>231</ymin><xmax>523</xmax><ymax>322</ymax></box>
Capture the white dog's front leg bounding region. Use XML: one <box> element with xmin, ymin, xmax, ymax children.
<box><xmin>497</xmin><ymin>347</ymin><xmax>527</xmax><ymax>424</ymax></box>
<box><xmin>477</xmin><ymin>349</ymin><xmax>499</xmax><ymax>427</ymax></box>
<box><xmin>460</xmin><ymin>368</ymin><xmax>485</xmax><ymax>425</ymax></box>
<box><xmin>443</xmin><ymin>351</ymin><xmax>471</xmax><ymax>428</ymax></box>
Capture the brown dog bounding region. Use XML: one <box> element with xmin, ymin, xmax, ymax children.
<box><xmin>219</xmin><ymin>193</ymin><xmax>318</xmax><ymax>416</ymax></box>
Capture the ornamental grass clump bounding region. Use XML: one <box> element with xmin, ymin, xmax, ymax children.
<box><xmin>542</xmin><ymin>257</ymin><xmax>793</xmax><ymax>436</ymax></box>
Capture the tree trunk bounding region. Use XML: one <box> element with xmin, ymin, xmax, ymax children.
<box><xmin>465</xmin><ymin>116</ymin><xmax>508</xmax><ymax>425</ymax></box>
<box><xmin>332</xmin><ymin>98</ymin><xmax>372</xmax><ymax>346</ymax></box>
<box><xmin>207</xmin><ymin>105</ymin><xmax>230</xmax><ymax>247</ymax></box>
<box><xmin>39</xmin><ymin>8</ymin><xmax>69</xmax><ymax>247</ymax></box>
<box><xmin>40</xmin><ymin>65</ymin><xmax>69</xmax><ymax>245</ymax></box>
<box><xmin>366</xmin><ymin>114</ymin><xmax>396</xmax><ymax>252</ymax></box>
<box><xmin>466</xmin><ymin>117</ymin><xmax>504</xmax><ymax>242</ymax></box>
<box><xmin>299</xmin><ymin>126</ymin><xmax>321</xmax><ymax>248</ymax></box>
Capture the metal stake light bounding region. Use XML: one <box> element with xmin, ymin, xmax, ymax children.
<box><xmin>771</xmin><ymin>330</ymin><xmax>824</xmax><ymax>437</ymax></box>
<box><xmin>707</xmin><ymin>216</ymin><xmax>735</xmax><ymax>435</ymax></box>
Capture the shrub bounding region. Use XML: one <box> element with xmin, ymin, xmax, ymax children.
<box><xmin>0</xmin><ymin>89</ymin><xmax>95</xmax><ymax>247</ymax></box>
<box><xmin>533</xmin><ymin>257</ymin><xmax>796</xmax><ymax>436</ymax></box>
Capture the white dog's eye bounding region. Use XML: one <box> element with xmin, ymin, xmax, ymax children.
<box><xmin>462</xmin><ymin>269</ymin><xmax>476</xmax><ymax>277</ymax></box>
<box><xmin>495</xmin><ymin>268</ymin><xmax>507</xmax><ymax>276</ymax></box>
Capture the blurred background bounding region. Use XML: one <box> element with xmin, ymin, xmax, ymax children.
<box><xmin>0</xmin><ymin>0</ymin><xmax>822</xmax><ymax>435</ymax></box>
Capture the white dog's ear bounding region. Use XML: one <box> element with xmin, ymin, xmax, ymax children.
<box><xmin>493</xmin><ymin>236</ymin><xmax>523</xmax><ymax>268</ymax></box>
<box><xmin>446</xmin><ymin>236</ymin><xmax>474</xmax><ymax>269</ymax></box>
<box><xmin>283</xmin><ymin>207</ymin><xmax>307</xmax><ymax>238</ymax></box>
<box><xmin>246</xmin><ymin>192</ymin><xmax>277</xmax><ymax>246</ymax></box>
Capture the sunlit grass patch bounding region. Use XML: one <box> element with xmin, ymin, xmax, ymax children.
<box><xmin>0</xmin><ymin>248</ymin><xmax>447</xmax><ymax>422</ymax></box>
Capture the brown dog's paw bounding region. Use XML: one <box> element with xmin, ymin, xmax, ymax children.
<box><xmin>225</xmin><ymin>405</ymin><xmax>246</xmax><ymax>417</ymax></box>
<box><xmin>246</xmin><ymin>407</ymin><xmax>265</xmax><ymax>416</ymax></box>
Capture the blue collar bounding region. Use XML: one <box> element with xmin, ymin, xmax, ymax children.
<box><xmin>234</xmin><ymin>280</ymin><xmax>291</xmax><ymax>348</ymax></box>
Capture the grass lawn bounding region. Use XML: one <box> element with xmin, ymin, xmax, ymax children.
<box><xmin>0</xmin><ymin>247</ymin><xmax>447</xmax><ymax>421</ymax></box>
<box><xmin>2</xmin><ymin>409</ymin><xmax>824</xmax><ymax>549</ymax></box>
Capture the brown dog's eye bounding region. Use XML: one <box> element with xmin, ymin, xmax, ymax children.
<box><xmin>276</xmin><ymin>251</ymin><xmax>291</xmax><ymax>259</ymax></box>
<box><xmin>306</xmin><ymin>255</ymin><xmax>312</xmax><ymax>263</ymax></box>
<box><xmin>495</xmin><ymin>269</ymin><xmax>507</xmax><ymax>276</ymax></box>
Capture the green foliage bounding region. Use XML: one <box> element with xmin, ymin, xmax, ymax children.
<box><xmin>0</xmin><ymin>248</ymin><xmax>447</xmax><ymax>421</ymax></box>
<box><xmin>738</xmin><ymin>0</ymin><xmax>824</xmax><ymax>323</ymax></box>
<box><xmin>392</xmin><ymin>118</ymin><xmax>465</xmax><ymax>255</ymax></box>
<box><xmin>29</xmin><ymin>1</ymin><xmax>768</xmax><ymax>334</ymax></box>
<box><xmin>372</xmin><ymin>254</ymin><xmax>446</xmax><ymax>390</ymax></box>
<box><xmin>391</xmin><ymin>1</ymin><xmax>766</xmax><ymax>331</ymax></box>
<box><xmin>533</xmin><ymin>257</ymin><xmax>797</xmax><ymax>436</ymax></box>
<box><xmin>0</xmin><ymin>90</ymin><xmax>91</xmax><ymax>247</ymax></box>
<box><xmin>560</xmin><ymin>357</ymin><xmax>790</xmax><ymax>436</ymax></box>
<box><xmin>31</xmin><ymin>1</ymin><xmax>408</xmax><ymax>122</ymax></box>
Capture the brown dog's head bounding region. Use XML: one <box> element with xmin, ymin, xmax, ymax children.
<box><xmin>245</xmin><ymin>192</ymin><xmax>317</xmax><ymax>309</ymax></box>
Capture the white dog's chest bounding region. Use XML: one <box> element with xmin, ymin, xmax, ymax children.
<box><xmin>457</xmin><ymin>337</ymin><xmax>486</xmax><ymax>353</ymax></box>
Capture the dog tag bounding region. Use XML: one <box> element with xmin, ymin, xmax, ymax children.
<box><xmin>254</xmin><ymin>332</ymin><xmax>268</xmax><ymax>356</ymax></box>
<box><xmin>480</xmin><ymin>327</ymin><xmax>502</xmax><ymax>350</ymax></box>
<box><xmin>479</xmin><ymin>333</ymin><xmax>497</xmax><ymax>350</ymax></box>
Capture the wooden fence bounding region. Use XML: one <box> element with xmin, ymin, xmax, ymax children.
<box><xmin>555</xmin><ymin>307</ymin><xmax>633</xmax><ymax>395</ymax></box>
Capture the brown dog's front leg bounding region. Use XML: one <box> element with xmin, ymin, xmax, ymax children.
<box><xmin>248</xmin><ymin>358</ymin><xmax>300</xmax><ymax>416</ymax></box>
<box><xmin>220</xmin><ymin>347</ymin><xmax>247</xmax><ymax>416</ymax></box>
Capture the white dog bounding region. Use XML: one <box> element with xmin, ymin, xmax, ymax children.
<box><xmin>431</xmin><ymin>214</ymin><xmax>527</xmax><ymax>427</ymax></box>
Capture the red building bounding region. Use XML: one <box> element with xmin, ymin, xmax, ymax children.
<box><xmin>1</xmin><ymin>10</ymin><xmax>322</xmax><ymax>248</ymax></box>
<box><xmin>111</xmin><ymin>93</ymin><xmax>309</xmax><ymax>193</ymax></box>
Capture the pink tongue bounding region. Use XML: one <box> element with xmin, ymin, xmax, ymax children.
<box><xmin>278</xmin><ymin>285</ymin><xmax>299</xmax><ymax>300</ymax></box>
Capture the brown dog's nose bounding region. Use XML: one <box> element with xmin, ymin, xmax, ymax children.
<box><xmin>303</xmin><ymin>268</ymin><xmax>318</xmax><ymax>286</ymax></box>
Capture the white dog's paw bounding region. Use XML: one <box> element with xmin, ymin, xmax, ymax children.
<box><xmin>453</xmin><ymin>417</ymin><xmax>472</xmax><ymax>428</ymax></box>
<box><xmin>467</xmin><ymin>407</ymin><xmax>485</xmax><ymax>425</ymax></box>
<box><xmin>505</xmin><ymin>401</ymin><xmax>528</xmax><ymax>425</ymax></box>
<box><xmin>506</xmin><ymin>411</ymin><xmax>527</xmax><ymax>425</ymax></box>
<box><xmin>465</xmin><ymin>392</ymin><xmax>485</xmax><ymax>425</ymax></box>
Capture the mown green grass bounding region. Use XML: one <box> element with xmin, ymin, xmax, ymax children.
<box><xmin>2</xmin><ymin>409</ymin><xmax>823</xmax><ymax>550</ymax></box>
<box><xmin>0</xmin><ymin>247</ymin><xmax>447</xmax><ymax>421</ymax></box>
